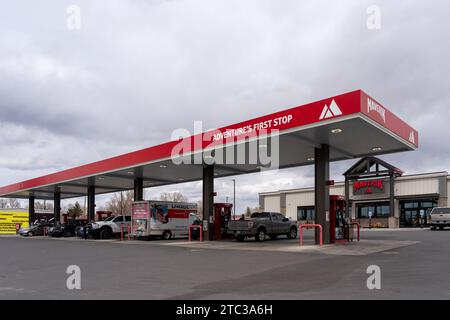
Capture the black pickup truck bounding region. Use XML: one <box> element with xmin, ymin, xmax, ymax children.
<box><xmin>227</xmin><ymin>212</ymin><xmax>298</xmax><ymax>242</ymax></box>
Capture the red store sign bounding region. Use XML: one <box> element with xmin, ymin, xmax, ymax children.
<box><xmin>353</xmin><ymin>179</ymin><xmax>384</xmax><ymax>194</ymax></box>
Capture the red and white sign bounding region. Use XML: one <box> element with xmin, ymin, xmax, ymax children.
<box><xmin>353</xmin><ymin>179</ymin><xmax>384</xmax><ymax>194</ymax></box>
<box><xmin>360</xmin><ymin>91</ymin><xmax>419</xmax><ymax>148</ymax></box>
<box><xmin>132</xmin><ymin>202</ymin><xmax>149</xmax><ymax>220</ymax></box>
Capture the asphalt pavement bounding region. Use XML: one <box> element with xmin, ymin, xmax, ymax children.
<box><xmin>1</xmin><ymin>229</ymin><xmax>449</xmax><ymax>299</ymax></box>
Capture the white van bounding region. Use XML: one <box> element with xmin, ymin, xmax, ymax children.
<box><xmin>131</xmin><ymin>201</ymin><xmax>200</xmax><ymax>239</ymax></box>
<box><xmin>429</xmin><ymin>207</ymin><xmax>450</xmax><ymax>230</ymax></box>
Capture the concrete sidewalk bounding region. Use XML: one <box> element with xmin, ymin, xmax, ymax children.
<box><xmin>2</xmin><ymin>233</ymin><xmax>420</xmax><ymax>256</ymax></box>
<box><xmin>117</xmin><ymin>237</ymin><xmax>419</xmax><ymax>256</ymax></box>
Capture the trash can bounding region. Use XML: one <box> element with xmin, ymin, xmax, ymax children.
<box><xmin>344</xmin><ymin>224</ymin><xmax>354</xmax><ymax>242</ymax></box>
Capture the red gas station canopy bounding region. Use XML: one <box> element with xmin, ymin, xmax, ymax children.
<box><xmin>0</xmin><ymin>90</ymin><xmax>418</xmax><ymax>200</ymax></box>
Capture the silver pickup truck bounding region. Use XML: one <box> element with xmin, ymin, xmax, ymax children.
<box><xmin>227</xmin><ymin>212</ymin><xmax>298</xmax><ymax>242</ymax></box>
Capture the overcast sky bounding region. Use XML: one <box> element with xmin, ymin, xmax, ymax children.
<box><xmin>1</xmin><ymin>0</ymin><xmax>449</xmax><ymax>213</ymax></box>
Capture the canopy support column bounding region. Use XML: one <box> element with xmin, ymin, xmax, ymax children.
<box><xmin>29</xmin><ymin>195</ymin><xmax>35</xmax><ymax>225</ymax></box>
<box><xmin>54</xmin><ymin>191</ymin><xmax>61</xmax><ymax>226</ymax></box>
<box><xmin>345</xmin><ymin>178</ymin><xmax>351</xmax><ymax>219</ymax></box>
<box><xmin>134</xmin><ymin>178</ymin><xmax>144</xmax><ymax>201</ymax></box>
<box><xmin>202</xmin><ymin>165</ymin><xmax>214</xmax><ymax>241</ymax></box>
<box><xmin>88</xmin><ymin>186</ymin><xmax>95</xmax><ymax>222</ymax></box>
<box><xmin>315</xmin><ymin>144</ymin><xmax>330</xmax><ymax>245</ymax></box>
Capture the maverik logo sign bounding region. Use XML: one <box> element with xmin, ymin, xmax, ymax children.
<box><xmin>353</xmin><ymin>179</ymin><xmax>384</xmax><ymax>195</ymax></box>
<box><xmin>409</xmin><ymin>131</ymin><xmax>416</xmax><ymax>144</ymax></box>
<box><xmin>319</xmin><ymin>100</ymin><xmax>342</xmax><ymax>120</ymax></box>
<box><xmin>367</xmin><ymin>98</ymin><xmax>386</xmax><ymax>123</ymax></box>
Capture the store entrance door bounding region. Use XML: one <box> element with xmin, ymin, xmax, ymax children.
<box><xmin>400</xmin><ymin>209</ymin><xmax>419</xmax><ymax>227</ymax></box>
<box><xmin>400</xmin><ymin>199</ymin><xmax>437</xmax><ymax>227</ymax></box>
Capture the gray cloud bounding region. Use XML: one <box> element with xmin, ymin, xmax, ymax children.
<box><xmin>1</xmin><ymin>0</ymin><xmax>449</xmax><ymax>213</ymax></box>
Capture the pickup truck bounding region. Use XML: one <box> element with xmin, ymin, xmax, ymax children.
<box><xmin>88</xmin><ymin>215</ymin><xmax>131</xmax><ymax>239</ymax></box>
<box><xmin>429</xmin><ymin>207</ymin><xmax>450</xmax><ymax>230</ymax></box>
<box><xmin>227</xmin><ymin>212</ymin><xmax>298</xmax><ymax>242</ymax></box>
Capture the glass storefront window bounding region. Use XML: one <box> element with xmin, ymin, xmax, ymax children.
<box><xmin>404</xmin><ymin>201</ymin><xmax>419</xmax><ymax>209</ymax></box>
<box><xmin>357</xmin><ymin>202</ymin><xmax>390</xmax><ymax>218</ymax></box>
<box><xmin>380</xmin><ymin>205</ymin><xmax>390</xmax><ymax>216</ymax></box>
<box><xmin>297</xmin><ymin>207</ymin><xmax>315</xmax><ymax>221</ymax></box>
<box><xmin>421</xmin><ymin>201</ymin><xmax>434</xmax><ymax>208</ymax></box>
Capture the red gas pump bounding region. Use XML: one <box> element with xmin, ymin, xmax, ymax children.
<box><xmin>329</xmin><ymin>195</ymin><xmax>346</xmax><ymax>243</ymax></box>
<box><xmin>213</xmin><ymin>203</ymin><xmax>233</xmax><ymax>240</ymax></box>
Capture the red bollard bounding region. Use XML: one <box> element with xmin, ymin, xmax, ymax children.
<box><xmin>299</xmin><ymin>224</ymin><xmax>323</xmax><ymax>246</ymax></box>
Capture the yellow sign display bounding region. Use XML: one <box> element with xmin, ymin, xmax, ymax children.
<box><xmin>0</xmin><ymin>211</ymin><xmax>29</xmax><ymax>234</ymax></box>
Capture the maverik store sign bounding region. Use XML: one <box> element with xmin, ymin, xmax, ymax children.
<box><xmin>353</xmin><ymin>179</ymin><xmax>385</xmax><ymax>195</ymax></box>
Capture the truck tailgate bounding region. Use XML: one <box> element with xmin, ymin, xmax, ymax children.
<box><xmin>228</xmin><ymin>220</ymin><xmax>252</xmax><ymax>231</ymax></box>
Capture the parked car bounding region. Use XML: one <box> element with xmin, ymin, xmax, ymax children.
<box><xmin>48</xmin><ymin>219</ymin><xmax>88</xmax><ymax>237</ymax></box>
<box><xmin>88</xmin><ymin>215</ymin><xmax>131</xmax><ymax>239</ymax></box>
<box><xmin>19</xmin><ymin>222</ymin><xmax>54</xmax><ymax>237</ymax></box>
<box><xmin>227</xmin><ymin>212</ymin><xmax>298</xmax><ymax>242</ymax></box>
<box><xmin>429</xmin><ymin>207</ymin><xmax>450</xmax><ymax>230</ymax></box>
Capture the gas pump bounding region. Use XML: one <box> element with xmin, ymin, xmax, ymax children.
<box><xmin>329</xmin><ymin>195</ymin><xmax>347</xmax><ymax>243</ymax></box>
<box><xmin>213</xmin><ymin>203</ymin><xmax>233</xmax><ymax>240</ymax></box>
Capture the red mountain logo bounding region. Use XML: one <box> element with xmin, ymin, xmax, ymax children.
<box><xmin>319</xmin><ymin>100</ymin><xmax>343</xmax><ymax>120</ymax></box>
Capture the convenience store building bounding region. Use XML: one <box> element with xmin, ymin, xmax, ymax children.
<box><xmin>260</xmin><ymin>157</ymin><xmax>448</xmax><ymax>228</ymax></box>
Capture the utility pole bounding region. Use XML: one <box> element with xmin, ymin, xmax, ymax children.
<box><xmin>233</xmin><ymin>179</ymin><xmax>236</xmax><ymax>220</ymax></box>
<box><xmin>120</xmin><ymin>191</ymin><xmax>124</xmax><ymax>215</ymax></box>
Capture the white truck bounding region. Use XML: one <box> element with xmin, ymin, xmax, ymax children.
<box><xmin>131</xmin><ymin>200</ymin><xmax>200</xmax><ymax>240</ymax></box>
<box><xmin>88</xmin><ymin>215</ymin><xmax>131</xmax><ymax>239</ymax></box>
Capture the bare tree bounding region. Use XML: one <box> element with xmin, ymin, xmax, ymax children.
<box><xmin>106</xmin><ymin>190</ymin><xmax>134</xmax><ymax>216</ymax></box>
<box><xmin>0</xmin><ymin>199</ymin><xmax>7</xmax><ymax>209</ymax></box>
<box><xmin>6</xmin><ymin>198</ymin><xmax>20</xmax><ymax>209</ymax></box>
<box><xmin>244</xmin><ymin>207</ymin><xmax>261</xmax><ymax>216</ymax></box>
<box><xmin>196</xmin><ymin>200</ymin><xmax>203</xmax><ymax>219</ymax></box>
<box><xmin>35</xmin><ymin>201</ymin><xmax>53</xmax><ymax>210</ymax></box>
<box><xmin>160</xmin><ymin>192</ymin><xmax>188</xmax><ymax>203</ymax></box>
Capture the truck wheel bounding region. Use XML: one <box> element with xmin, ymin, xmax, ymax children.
<box><xmin>162</xmin><ymin>230</ymin><xmax>172</xmax><ymax>240</ymax></box>
<box><xmin>287</xmin><ymin>227</ymin><xmax>298</xmax><ymax>239</ymax></box>
<box><xmin>236</xmin><ymin>235</ymin><xmax>245</xmax><ymax>242</ymax></box>
<box><xmin>100</xmin><ymin>228</ymin><xmax>112</xmax><ymax>239</ymax></box>
<box><xmin>255</xmin><ymin>229</ymin><xmax>266</xmax><ymax>242</ymax></box>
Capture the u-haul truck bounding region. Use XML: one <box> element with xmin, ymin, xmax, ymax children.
<box><xmin>131</xmin><ymin>201</ymin><xmax>200</xmax><ymax>239</ymax></box>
